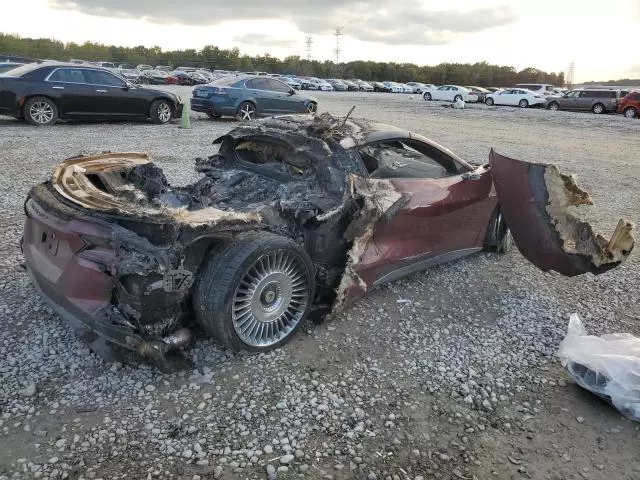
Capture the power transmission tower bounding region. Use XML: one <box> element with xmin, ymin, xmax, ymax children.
<box><xmin>566</xmin><ymin>61</ymin><xmax>575</xmax><ymax>88</ymax></box>
<box><xmin>305</xmin><ymin>35</ymin><xmax>313</xmax><ymax>61</ymax></box>
<box><xmin>334</xmin><ymin>27</ymin><xmax>343</xmax><ymax>62</ymax></box>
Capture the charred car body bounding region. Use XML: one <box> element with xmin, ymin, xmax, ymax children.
<box><xmin>21</xmin><ymin>114</ymin><xmax>635</xmax><ymax>368</ymax></box>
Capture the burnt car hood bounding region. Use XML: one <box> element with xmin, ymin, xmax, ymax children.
<box><xmin>489</xmin><ymin>150</ymin><xmax>634</xmax><ymax>275</ymax></box>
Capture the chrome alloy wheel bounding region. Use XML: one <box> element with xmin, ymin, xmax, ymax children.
<box><xmin>232</xmin><ymin>251</ymin><xmax>310</xmax><ymax>347</ymax></box>
<box><xmin>239</xmin><ymin>103</ymin><xmax>256</xmax><ymax>120</ymax></box>
<box><xmin>157</xmin><ymin>102</ymin><xmax>172</xmax><ymax>123</ymax></box>
<box><xmin>29</xmin><ymin>101</ymin><xmax>54</xmax><ymax>124</ymax></box>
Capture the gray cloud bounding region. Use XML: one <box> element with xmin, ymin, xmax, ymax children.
<box><xmin>233</xmin><ymin>34</ymin><xmax>298</xmax><ymax>48</ymax></box>
<box><xmin>49</xmin><ymin>1</ymin><xmax>518</xmax><ymax>45</ymax></box>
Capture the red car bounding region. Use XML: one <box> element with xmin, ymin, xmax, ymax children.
<box><xmin>21</xmin><ymin>114</ymin><xmax>634</xmax><ymax>368</ymax></box>
<box><xmin>618</xmin><ymin>91</ymin><xmax>640</xmax><ymax>118</ymax></box>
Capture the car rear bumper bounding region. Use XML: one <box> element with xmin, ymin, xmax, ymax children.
<box><xmin>21</xmin><ymin>189</ymin><xmax>192</xmax><ymax>365</ymax></box>
<box><xmin>190</xmin><ymin>97</ymin><xmax>234</xmax><ymax>116</ymax></box>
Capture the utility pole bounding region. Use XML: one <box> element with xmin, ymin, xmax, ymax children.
<box><xmin>334</xmin><ymin>27</ymin><xmax>342</xmax><ymax>63</ymax></box>
<box><xmin>566</xmin><ymin>61</ymin><xmax>575</xmax><ymax>88</ymax></box>
<box><xmin>305</xmin><ymin>35</ymin><xmax>313</xmax><ymax>61</ymax></box>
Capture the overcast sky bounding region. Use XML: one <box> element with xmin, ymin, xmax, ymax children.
<box><xmin>2</xmin><ymin>0</ymin><xmax>639</xmax><ymax>82</ymax></box>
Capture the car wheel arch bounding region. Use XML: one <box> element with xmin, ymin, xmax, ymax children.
<box><xmin>149</xmin><ymin>96</ymin><xmax>176</xmax><ymax>116</ymax></box>
<box><xmin>22</xmin><ymin>94</ymin><xmax>59</xmax><ymax>117</ymax></box>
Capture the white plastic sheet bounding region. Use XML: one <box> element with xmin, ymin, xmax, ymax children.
<box><xmin>558</xmin><ymin>313</ymin><xmax>640</xmax><ymax>421</ymax></box>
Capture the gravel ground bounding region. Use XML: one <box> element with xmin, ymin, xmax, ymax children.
<box><xmin>1</xmin><ymin>88</ymin><xmax>640</xmax><ymax>480</ymax></box>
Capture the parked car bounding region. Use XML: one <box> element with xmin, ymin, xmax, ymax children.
<box><xmin>423</xmin><ymin>85</ymin><xmax>478</xmax><ymax>102</ymax></box>
<box><xmin>277</xmin><ymin>76</ymin><xmax>301</xmax><ymax>90</ymax></box>
<box><xmin>155</xmin><ymin>65</ymin><xmax>172</xmax><ymax>72</ymax></box>
<box><xmin>406</xmin><ymin>82</ymin><xmax>428</xmax><ymax>93</ymax></box>
<box><xmin>398</xmin><ymin>84</ymin><xmax>414</xmax><ymax>93</ymax></box>
<box><xmin>117</xmin><ymin>67</ymin><xmax>141</xmax><ymax>84</ymax></box>
<box><xmin>190</xmin><ymin>75</ymin><xmax>318</xmax><ymax>120</ymax></box>
<box><xmin>21</xmin><ymin>113</ymin><xmax>631</xmax><ymax>365</ymax></box>
<box><xmin>355</xmin><ymin>80</ymin><xmax>374</xmax><ymax>92</ymax></box>
<box><xmin>617</xmin><ymin>91</ymin><xmax>640</xmax><ymax>118</ymax></box>
<box><xmin>485</xmin><ymin>88</ymin><xmax>546</xmax><ymax>108</ymax></box>
<box><xmin>0</xmin><ymin>62</ymin><xmax>182</xmax><ymax>125</ymax></box>
<box><xmin>0</xmin><ymin>62</ymin><xmax>24</xmax><ymax>74</ymax></box>
<box><xmin>371</xmin><ymin>82</ymin><xmax>391</xmax><ymax>92</ymax></box>
<box><xmin>342</xmin><ymin>80</ymin><xmax>359</xmax><ymax>91</ymax></box>
<box><xmin>465</xmin><ymin>86</ymin><xmax>491</xmax><ymax>103</ymax></box>
<box><xmin>167</xmin><ymin>70</ymin><xmax>196</xmax><ymax>85</ymax></box>
<box><xmin>546</xmin><ymin>89</ymin><xmax>620</xmax><ymax>114</ymax></box>
<box><xmin>327</xmin><ymin>79</ymin><xmax>348</xmax><ymax>91</ymax></box>
<box><xmin>513</xmin><ymin>83</ymin><xmax>555</xmax><ymax>96</ymax></box>
<box><xmin>136</xmin><ymin>64</ymin><xmax>153</xmax><ymax>72</ymax></box>
<box><xmin>189</xmin><ymin>71</ymin><xmax>210</xmax><ymax>85</ymax></box>
<box><xmin>383</xmin><ymin>82</ymin><xmax>403</xmax><ymax>93</ymax></box>
<box><xmin>140</xmin><ymin>69</ymin><xmax>170</xmax><ymax>85</ymax></box>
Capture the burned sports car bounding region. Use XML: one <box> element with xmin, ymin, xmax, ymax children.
<box><xmin>21</xmin><ymin>113</ymin><xmax>634</xmax><ymax>367</ymax></box>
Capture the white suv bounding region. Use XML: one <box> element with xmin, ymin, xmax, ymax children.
<box><xmin>513</xmin><ymin>83</ymin><xmax>555</xmax><ymax>96</ymax></box>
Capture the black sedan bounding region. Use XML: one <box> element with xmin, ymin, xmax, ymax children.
<box><xmin>0</xmin><ymin>62</ymin><xmax>183</xmax><ymax>126</ymax></box>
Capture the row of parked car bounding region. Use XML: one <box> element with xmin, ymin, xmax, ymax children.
<box><xmin>419</xmin><ymin>83</ymin><xmax>638</xmax><ymax>117</ymax></box>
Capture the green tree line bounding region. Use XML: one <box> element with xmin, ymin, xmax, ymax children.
<box><xmin>0</xmin><ymin>33</ymin><xmax>565</xmax><ymax>87</ymax></box>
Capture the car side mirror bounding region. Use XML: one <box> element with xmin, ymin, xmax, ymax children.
<box><xmin>288</xmin><ymin>89</ymin><xmax>295</xmax><ymax>95</ymax></box>
<box><xmin>461</xmin><ymin>171</ymin><xmax>482</xmax><ymax>181</ymax></box>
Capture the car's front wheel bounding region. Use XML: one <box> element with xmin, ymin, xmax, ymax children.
<box><xmin>306</xmin><ymin>102</ymin><xmax>317</xmax><ymax>114</ymax></box>
<box><xmin>236</xmin><ymin>101</ymin><xmax>257</xmax><ymax>121</ymax></box>
<box><xmin>483</xmin><ymin>209</ymin><xmax>512</xmax><ymax>254</ymax></box>
<box><xmin>423</xmin><ymin>92</ymin><xmax>432</xmax><ymax>101</ymax></box>
<box><xmin>150</xmin><ymin>99</ymin><xmax>173</xmax><ymax>124</ymax></box>
<box><xmin>24</xmin><ymin>97</ymin><xmax>58</xmax><ymax>126</ymax></box>
<box><xmin>485</xmin><ymin>97</ymin><xmax>494</xmax><ymax>106</ymax></box>
<box><xmin>547</xmin><ymin>101</ymin><xmax>559</xmax><ymax>111</ymax></box>
<box><xmin>194</xmin><ymin>233</ymin><xmax>315</xmax><ymax>351</ymax></box>
<box><xmin>624</xmin><ymin>107</ymin><xmax>638</xmax><ymax>118</ymax></box>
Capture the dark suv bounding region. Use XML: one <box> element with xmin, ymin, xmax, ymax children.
<box><xmin>617</xmin><ymin>91</ymin><xmax>640</xmax><ymax>118</ymax></box>
<box><xmin>546</xmin><ymin>89</ymin><xmax>620</xmax><ymax>114</ymax></box>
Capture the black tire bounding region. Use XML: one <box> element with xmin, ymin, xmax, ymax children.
<box><xmin>306</xmin><ymin>102</ymin><xmax>317</xmax><ymax>114</ymax></box>
<box><xmin>547</xmin><ymin>101</ymin><xmax>559</xmax><ymax>111</ymax></box>
<box><xmin>236</xmin><ymin>101</ymin><xmax>257</xmax><ymax>121</ymax></box>
<box><xmin>423</xmin><ymin>92</ymin><xmax>432</xmax><ymax>101</ymax></box>
<box><xmin>592</xmin><ymin>103</ymin><xmax>605</xmax><ymax>114</ymax></box>
<box><xmin>23</xmin><ymin>96</ymin><xmax>58</xmax><ymax>126</ymax></box>
<box><xmin>150</xmin><ymin>99</ymin><xmax>173</xmax><ymax>124</ymax></box>
<box><xmin>454</xmin><ymin>94</ymin><xmax>463</xmax><ymax>102</ymax></box>
<box><xmin>518</xmin><ymin>99</ymin><xmax>529</xmax><ymax>108</ymax></box>
<box><xmin>485</xmin><ymin>97</ymin><xmax>494</xmax><ymax>106</ymax></box>
<box><xmin>624</xmin><ymin>107</ymin><xmax>638</xmax><ymax>119</ymax></box>
<box><xmin>483</xmin><ymin>208</ymin><xmax>512</xmax><ymax>254</ymax></box>
<box><xmin>194</xmin><ymin>233</ymin><xmax>316</xmax><ymax>352</ymax></box>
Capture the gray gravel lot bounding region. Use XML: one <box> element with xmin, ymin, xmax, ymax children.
<box><xmin>1</xmin><ymin>88</ymin><xmax>640</xmax><ymax>479</ymax></box>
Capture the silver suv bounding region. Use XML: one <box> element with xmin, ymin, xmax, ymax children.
<box><xmin>546</xmin><ymin>89</ymin><xmax>620</xmax><ymax>114</ymax></box>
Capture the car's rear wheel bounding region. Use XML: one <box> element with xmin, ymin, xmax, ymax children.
<box><xmin>624</xmin><ymin>107</ymin><xmax>638</xmax><ymax>118</ymax></box>
<box><xmin>306</xmin><ymin>102</ymin><xmax>317</xmax><ymax>114</ymax></box>
<box><xmin>236</xmin><ymin>101</ymin><xmax>257</xmax><ymax>121</ymax></box>
<box><xmin>454</xmin><ymin>95</ymin><xmax>463</xmax><ymax>102</ymax></box>
<box><xmin>548</xmin><ymin>101</ymin><xmax>559</xmax><ymax>111</ymax></box>
<box><xmin>483</xmin><ymin>209</ymin><xmax>513</xmax><ymax>254</ymax></box>
<box><xmin>485</xmin><ymin>97</ymin><xmax>494</xmax><ymax>106</ymax></box>
<box><xmin>592</xmin><ymin>103</ymin><xmax>605</xmax><ymax>114</ymax></box>
<box><xmin>518</xmin><ymin>99</ymin><xmax>529</xmax><ymax>108</ymax></box>
<box><xmin>194</xmin><ymin>233</ymin><xmax>315</xmax><ymax>351</ymax></box>
<box><xmin>423</xmin><ymin>92</ymin><xmax>432</xmax><ymax>101</ymax></box>
<box><xmin>24</xmin><ymin>97</ymin><xmax>58</xmax><ymax>126</ymax></box>
<box><xmin>150</xmin><ymin>99</ymin><xmax>173</xmax><ymax>124</ymax></box>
